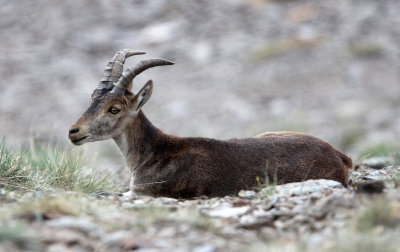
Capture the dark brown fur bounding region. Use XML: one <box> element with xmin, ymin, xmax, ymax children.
<box><xmin>117</xmin><ymin>111</ymin><xmax>353</xmax><ymax>198</ymax></box>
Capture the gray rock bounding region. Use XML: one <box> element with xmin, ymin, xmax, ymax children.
<box><xmin>362</xmin><ymin>169</ymin><xmax>389</xmax><ymax>181</ymax></box>
<box><xmin>269</xmin><ymin>179</ymin><xmax>344</xmax><ymax>197</ymax></box>
<box><xmin>362</xmin><ymin>157</ymin><xmax>391</xmax><ymax>169</ymax></box>
<box><xmin>45</xmin><ymin>217</ymin><xmax>97</xmax><ymax>233</ymax></box>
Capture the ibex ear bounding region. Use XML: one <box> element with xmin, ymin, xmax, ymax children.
<box><xmin>134</xmin><ymin>80</ymin><xmax>153</xmax><ymax>111</ymax></box>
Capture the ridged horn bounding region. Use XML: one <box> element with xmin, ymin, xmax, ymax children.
<box><xmin>111</xmin><ymin>59</ymin><xmax>174</xmax><ymax>94</ymax></box>
<box><xmin>97</xmin><ymin>49</ymin><xmax>145</xmax><ymax>89</ymax></box>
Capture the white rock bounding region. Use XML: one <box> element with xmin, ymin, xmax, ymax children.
<box><xmin>268</xmin><ymin>179</ymin><xmax>343</xmax><ymax>196</ymax></box>
<box><xmin>238</xmin><ymin>190</ymin><xmax>256</xmax><ymax>198</ymax></box>
<box><xmin>202</xmin><ymin>206</ymin><xmax>250</xmax><ymax>218</ymax></box>
<box><xmin>193</xmin><ymin>244</ymin><xmax>216</xmax><ymax>252</ymax></box>
<box><xmin>45</xmin><ymin>217</ymin><xmax>97</xmax><ymax>232</ymax></box>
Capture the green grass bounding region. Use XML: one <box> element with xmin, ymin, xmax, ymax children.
<box><xmin>0</xmin><ymin>139</ymin><xmax>117</xmax><ymax>193</ymax></box>
<box><xmin>349</xmin><ymin>41</ymin><xmax>384</xmax><ymax>59</ymax></box>
<box><xmin>255</xmin><ymin>162</ymin><xmax>278</xmax><ymax>196</ymax></box>
<box><xmin>250</xmin><ymin>36</ymin><xmax>323</xmax><ymax>61</ymax></box>
<box><xmin>360</xmin><ymin>143</ymin><xmax>400</xmax><ymax>160</ymax></box>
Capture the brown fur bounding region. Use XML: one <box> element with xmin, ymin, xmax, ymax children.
<box><xmin>111</xmin><ymin>111</ymin><xmax>352</xmax><ymax>198</ymax></box>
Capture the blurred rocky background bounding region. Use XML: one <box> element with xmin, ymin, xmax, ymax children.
<box><xmin>0</xmin><ymin>0</ymin><xmax>399</xmax><ymax>160</ymax></box>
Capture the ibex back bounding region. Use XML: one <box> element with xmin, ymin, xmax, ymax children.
<box><xmin>69</xmin><ymin>49</ymin><xmax>353</xmax><ymax>198</ymax></box>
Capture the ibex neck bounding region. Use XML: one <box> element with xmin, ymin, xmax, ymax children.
<box><xmin>113</xmin><ymin>110</ymin><xmax>165</xmax><ymax>170</ymax></box>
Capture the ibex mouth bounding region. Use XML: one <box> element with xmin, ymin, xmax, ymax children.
<box><xmin>71</xmin><ymin>136</ymin><xmax>88</xmax><ymax>145</ymax></box>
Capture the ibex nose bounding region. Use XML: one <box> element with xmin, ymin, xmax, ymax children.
<box><xmin>69</xmin><ymin>128</ymin><xmax>80</xmax><ymax>134</ymax></box>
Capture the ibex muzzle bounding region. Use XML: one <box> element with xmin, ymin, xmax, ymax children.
<box><xmin>69</xmin><ymin>49</ymin><xmax>353</xmax><ymax>199</ymax></box>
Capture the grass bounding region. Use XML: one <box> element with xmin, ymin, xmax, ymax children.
<box><xmin>0</xmin><ymin>139</ymin><xmax>117</xmax><ymax>193</ymax></box>
<box><xmin>0</xmin><ymin>139</ymin><xmax>28</xmax><ymax>188</ymax></box>
<box><xmin>255</xmin><ymin>162</ymin><xmax>278</xmax><ymax>196</ymax></box>
<box><xmin>250</xmin><ymin>36</ymin><xmax>323</xmax><ymax>61</ymax></box>
<box><xmin>359</xmin><ymin>143</ymin><xmax>400</xmax><ymax>167</ymax></box>
<box><xmin>349</xmin><ymin>41</ymin><xmax>384</xmax><ymax>59</ymax></box>
<box><xmin>360</xmin><ymin>143</ymin><xmax>400</xmax><ymax>158</ymax></box>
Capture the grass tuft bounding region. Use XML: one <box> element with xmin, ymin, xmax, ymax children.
<box><xmin>360</xmin><ymin>143</ymin><xmax>400</xmax><ymax>160</ymax></box>
<box><xmin>0</xmin><ymin>139</ymin><xmax>29</xmax><ymax>189</ymax></box>
<box><xmin>0</xmin><ymin>139</ymin><xmax>117</xmax><ymax>193</ymax></box>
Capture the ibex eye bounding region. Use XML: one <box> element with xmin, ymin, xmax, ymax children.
<box><xmin>109</xmin><ymin>106</ymin><xmax>120</xmax><ymax>114</ymax></box>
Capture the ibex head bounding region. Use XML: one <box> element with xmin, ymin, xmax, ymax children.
<box><xmin>68</xmin><ymin>49</ymin><xmax>174</xmax><ymax>145</ymax></box>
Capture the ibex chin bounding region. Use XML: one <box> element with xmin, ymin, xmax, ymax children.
<box><xmin>68</xmin><ymin>49</ymin><xmax>353</xmax><ymax>198</ymax></box>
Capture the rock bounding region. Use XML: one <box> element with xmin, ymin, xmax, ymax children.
<box><xmin>271</xmin><ymin>179</ymin><xmax>344</xmax><ymax>197</ymax></box>
<box><xmin>362</xmin><ymin>157</ymin><xmax>391</xmax><ymax>169</ymax></box>
<box><xmin>45</xmin><ymin>217</ymin><xmax>97</xmax><ymax>233</ymax></box>
<box><xmin>201</xmin><ymin>206</ymin><xmax>250</xmax><ymax>218</ymax></box>
<box><xmin>102</xmin><ymin>230</ymin><xmax>135</xmax><ymax>245</ymax></box>
<box><xmin>232</xmin><ymin>199</ymin><xmax>251</xmax><ymax>207</ymax></box>
<box><xmin>42</xmin><ymin>229</ymin><xmax>83</xmax><ymax>246</ymax></box>
<box><xmin>362</xmin><ymin>169</ymin><xmax>389</xmax><ymax>181</ymax></box>
<box><xmin>92</xmin><ymin>190</ymin><xmax>112</xmax><ymax>197</ymax></box>
<box><xmin>237</xmin><ymin>216</ymin><xmax>274</xmax><ymax>230</ymax></box>
<box><xmin>154</xmin><ymin>197</ymin><xmax>179</xmax><ymax>204</ymax></box>
<box><xmin>353</xmin><ymin>180</ymin><xmax>385</xmax><ymax>194</ymax></box>
<box><xmin>238</xmin><ymin>190</ymin><xmax>256</xmax><ymax>198</ymax></box>
<box><xmin>119</xmin><ymin>237</ymin><xmax>141</xmax><ymax>250</ymax></box>
<box><xmin>193</xmin><ymin>244</ymin><xmax>216</xmax><ymax>252</ymax></box>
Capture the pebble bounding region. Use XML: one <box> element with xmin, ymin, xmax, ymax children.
<box><xmin>362</xmin><ymin>157</ymin><xmax>391</xmax><ymax>169</ymax></box>
<box><xmin>238</xmin><ymin>190</ymin><xmax>256</xmax><ymax>198</ymax></box>
<box><xmin>202</xmin><ymin>206</ymin><xmax>250</xmax><ymax>218</ymax></box>
<box><xmin>193</xmin><ymin>245</ymin><xmax>216</xmax><ymax>252</ymax></box>
<box><xmin>45</xmin><ymin>217</ymin><xmax>97</xmax><ymax>233</ymax></box>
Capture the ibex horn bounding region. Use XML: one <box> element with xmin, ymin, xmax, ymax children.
<box><xmin>97</xmin><ymin>49</ymin><xmax>145</xmax><ymax>90</ymax></box>
<box><xmin>111</xmin><ymin>59</ymin><xmax>174</xmax><ymax>94</ymax></box>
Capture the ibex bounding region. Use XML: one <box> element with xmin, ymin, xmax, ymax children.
<box><xmin>69</xmin><ymin>49</ymin><xmax>353</xmax><ymax>198</ymax></box>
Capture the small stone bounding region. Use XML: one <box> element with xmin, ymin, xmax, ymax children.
<box><xmin>102</xmin><ymin>230</ymin><xmax>134</xmax><ymax>245</ymax></box>
<box><xmin>353</xmin><ymin>180</ymin><xmax>385</xmax><ymax>194</ymax></box>
<box><xmin>193</xmin><ymin>245</ymin><xmax>216</xmax><ymax>252</ymax></box>
<box><xmin>202</xmin><ymin>206</ymin><xmax>250</xmax><ymax>218</ymax></box>
<box><xmin>362</xmin><ymin>169</ymin><xmax>388</xmax><ymax>181</ymax></box>
<box><xmin>237</xmin><ymin>216</ymin><xmax>274</xmax><ymax>230</ymax></box>
<box><xmin>121</xmin><ymin>202</ymin><xmax>136</xmax><ymax>208</ymax></box>
<box><xmin>42</xmin><ymin>229</ymin><xmax>83</xmax><ymax>246</ymax></box>
<box><xmin>92</xmin><ymin>190</ymin><xmax>112</xmax><ymax>197</ymax></box>
<box><xmin>45</xmin><ymin>217</ymin><xmax>97</xmax><ymax>233</ymax></box>
<box><xmin>362</xmin><ymin>157</ymin><xmax>391</xmax><ymax>169</ymax></box>
<box><xmin>154</xmin><ymin>197</ymin><xmax>178</xmax><ymax>204</ymax></box>
<box><xmin>238</xmin><ymin>190</ymin><xmax>256</xmax><ymax>198</ymax></box>
<box><xmin>232</xmin><ymin>199</ymin><xmax>251</xmax><ymax>207</ymax></box>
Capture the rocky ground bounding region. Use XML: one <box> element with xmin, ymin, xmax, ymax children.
<box><xmin>1</xmin><ymin>158</ymin><xmax>399</xmax><ymax>251</ymax></box>
<box><xmin>1</xmin><ymin>1</ymin><xmax>399</xmax><ymax>251</ymax></box>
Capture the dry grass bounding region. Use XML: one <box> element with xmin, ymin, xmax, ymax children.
<box><xmin>0</xmin><ymin>139</ymin><xmax>118</xmax><ymax>193</ymax></box>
